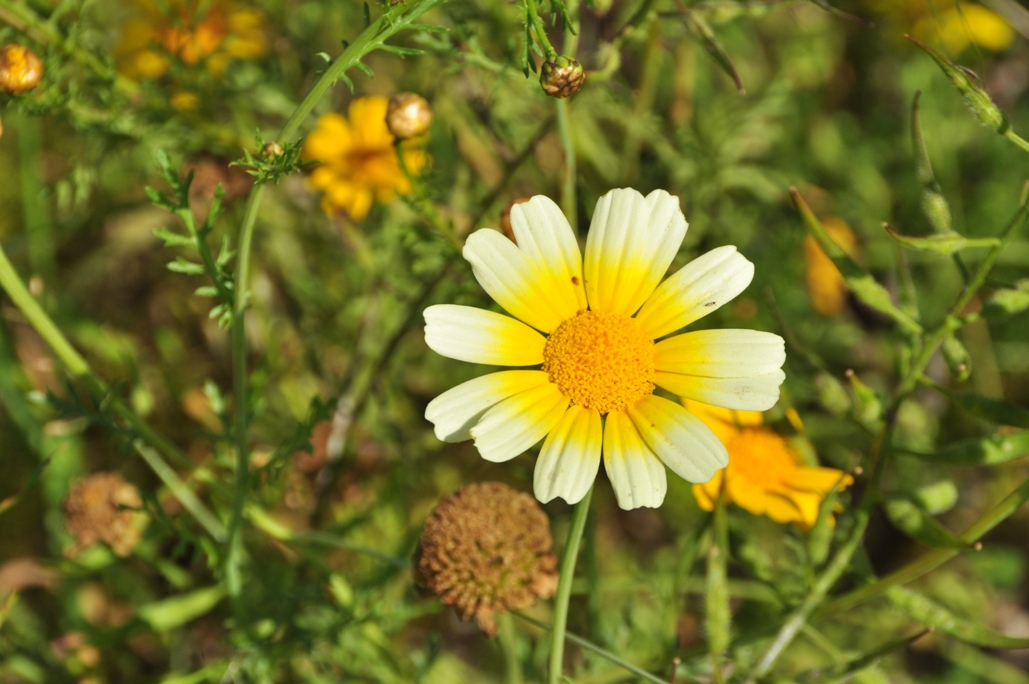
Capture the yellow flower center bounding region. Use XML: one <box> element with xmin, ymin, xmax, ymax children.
<box><xmin>726</xmin><ymin>428</ymin><xmax>798</xmax><ymax>485</ymax></box>
<box><xmin>543</xmin><ymin>311</ymin><xmax>655</xmax><ymax>415</ymax></box>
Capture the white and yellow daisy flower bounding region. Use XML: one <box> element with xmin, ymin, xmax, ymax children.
<box><xmin>423</xmin><ymin>188</ymin><xmax>786</xmax><ymax>510</ymax></box>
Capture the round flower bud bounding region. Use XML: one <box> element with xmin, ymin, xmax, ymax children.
<box><xmin>64</xmin><ymin>472</ymin><xmax>146</xmax><ymax>558</ymax></box>
<box><xmin>386</xmin><ymin>92</ymin><xmax>433</xmax><ymax>140</ymax></box>
<box><xmin>540</xmin><ymin>56</ymin><xmax>584</xmax><ymax>99</ymax></box>
<box><xmin>0</xmin><ymin>44</ymin><xmax>44</xmax><ymax>94</ymax></box>
<box><xmin>415</xmin><ymin>482</ymin><xmax>558</xmax><ymax>635</ymax></box>
<box><xmin>263</xmin><ymin>141</ymin><xmax>285</xmax><ymax>158</ymax></box>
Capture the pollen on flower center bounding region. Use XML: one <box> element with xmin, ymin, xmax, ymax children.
<box><xmin>727</xmin><ymin>428</ymin><xmax>798</xmax><ymax>483</ymax></box>
<box><xmin>543</xmin><ymin>310</ymin><xmax>655</xmax><ymax>415</ymax></box>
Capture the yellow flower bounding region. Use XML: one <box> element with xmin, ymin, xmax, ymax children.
<box><xmin>803</xmin><ymin>217</ymin><xmax>857</xmax><ymax>317</ymax></box>
<box><xmin>689</xmin><ymin>401</ymin><xmax>852</xmax><ymax>529</ymax></box>
<box><xmin>303</xmin><ymin>97</ymin><xmax>427</xmax><ymax>220</ymax></box>
<box><xmin>914</xmin><ymin>3</ymin><xmax>1015</xmax><ymax>54</ymax></box>
<box><xmin>116</xmin><ymin>0</ymin><xmax>267</xmax><ymax>80</ymax></box>
<box><xmin>424</xmin><ymin>189</ymin><xmax>787</xmax><ymax>510</ymax></box>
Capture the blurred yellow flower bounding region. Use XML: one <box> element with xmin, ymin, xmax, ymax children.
<box><xmin>914</xmin><ymin>3</ymin><xmax>1015</xmax><ymax>54</ymax></box>
<box><xmin>116</xmin><ymin>0</ymin><xmax>267</xmax><ymax>80</ymax></box>
<box><xmin>689</xmin><ymin>401</ymin><xmax>852</xmax><ymax>530</ymax></box>
<box><xmin>803</xmin><ymin>217</ymin><xmax>857</xmax><ymax>317</ymax></box>
<box><xmin>303</xmin><ymin>97</ymin><xmax>427</xmax><ymax>220</ymax></box>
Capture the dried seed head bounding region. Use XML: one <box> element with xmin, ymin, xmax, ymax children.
<box><xmin>386</xmin><ymin>92</ymin><xmax>433</xmax><ymax>140</ymax></box>
<box><xmin>0</xmin><ymin>44</ymin><xmax>44</xmax><ymax>94</ymax></box>
<box><xmin>540</xmin><ymin>56</ymin><xmax>584</xmax><ymax>99</ymax></box>
<box><xmin>263</xmin><ymin>141</ymin><xmax>285</xmax><ymax>158</ymax></box>
<box><xmin>415</xmin><ymin>482</ymin><xmax>558</xmax><ymax>635</ymax></box>
<box><xmin>64</xmin><ymin>473</ymin><xmax>145</xmax><ymax>558</ymax></box>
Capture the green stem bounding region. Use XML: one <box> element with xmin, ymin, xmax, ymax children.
<box><xmin>821</xmin><ymin>473</ymin><xmax>1029</xmax><ymax>616</ymax></box>
<box><xmin>516</xmin><ymin>611</ymin><xmax>674</xmax><ymax>684</ymax></box>
<box><xmin>1004</xmin><ymin>129</ymin><xmax>1029</xmax><ymax>154</ymax></box>
<box><xmin>498</xmin><ymin>613</ymin><xmax>524</xmax><ymax>684</ymax></box>
<box><xmin>548</xmin><ymin>486</ymin><xmax>593</xmax><ymax>684</ymax></box>
<box><xmin>525</xmin><ymin>0</ymin><xmax>559</xmax><ymax>60</ymax></box>
<box><xmin>707</xmin><ymin>495</ymin><xmax>730</xmax><ymax>684</ymax></box>
<box><xmin>746</xmin><ymin>511</ymin><xmax>871</xmax><ymax>681</ymax></box>
<box><xmin>224</xmin><ymin>0</ymin><xmax>448</xmax><ymax>591</ymax></box>
<box><xmin>0</xmin><ymin>240</ymin><xmax>226</xmax><ymax>541</ymax></box>
<box><xmin>555</xmin><ymin>98</ymin><xmax>576</xmax><ymax>229</ymax></box>
<box><xmin>17</xmin><ymin>115</ymin><xmax>55</xmax><ymax>284</ymax></box>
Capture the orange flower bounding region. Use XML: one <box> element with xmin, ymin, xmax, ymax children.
<box><xmin>688</xmin><ymin>401</ymin><xmax>852</xmax><ymax>530</ymax></box>
<box><xmin>803</xmin><ymin>217</ymin><xmax>857</xmax><ymax>317</ymax></box>
<box><xmin>303</xmin><ymin>97</ymin><xmax>427</xmax><ymax>220</ymax></box>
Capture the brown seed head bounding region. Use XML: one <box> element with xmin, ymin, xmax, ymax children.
<box><xmin>64</xmin><ymin>473</ymin><xmax>145</xmax><ymax>558</ymax></box>
<box><xmin>500</xmin><ymin>197</ymin><xmax>532</xmax><ymax>243</ymax></box>
<box><xmin>0</xmin><ymin>45</ymin><xmax>44</xmax><ymax>94</ymax></box>
<box><xmin>263</xmin><ymin>141</ymin><xmax>285</xmax><ymax>158</ymax></box>
<box><xmin>540</xmin><ymin>56</ymin><xmax>584</xmax><ymax>99</ymax></box>
<box><xmin>415</xmin><ymin>482</ymin><xmax>558</xmax><ymax>635</ymax></box>
<box><xmin>386</xmin><ymin>92</ymin><xmax>433</xmax><ymax>140</ymax></box>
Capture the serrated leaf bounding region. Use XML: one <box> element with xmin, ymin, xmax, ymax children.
<box><xmin>883</xmin><ymin>224</ymin><xmax>999</xmax><ymax>255</ymax></box>
<box><xmin>683</xmin><ymin>11</ymin><xmax>744</xmax><ymax>94</ymax></box>
<box><xmin>338</xmin><ymin>73</ymin><xmax>355</xmax><ymax>92</ymax></box>
<box><xmin>167</xmin><ymin>258</ymin><xmax>206</xmax><ymax>275</ymax></box>
<box><xmin>883</xmin><ymin>498</ymin><xmax>973</xmax><ymax>549</ymax></box>
<box><xmin>355</xmin><ymin>61</ymin><xmax>375</xmax><ymax>78</ymax></box>
<box><xmin>907</xmin><ymin>432</ymin><xmax>1029</xmax><ymax>467</ymax></box>
<box><xmin>145</xmin><ymin>186</ymin><xmax>170</xmax><ymax>207</ymax></box>
<box><xmin>792</xmin><ymin>189</ymin><xmax>923</xmax><ymax>334</ymax></box>
<box><xmin>153</xmin><ymin>227</ymin><xmax>193</xmax><ymax>247</ymax></box>
<box><xmin>888</xmin><ymin>585</ymin><xmax>1029</xmax><ymax>649</ymax></box>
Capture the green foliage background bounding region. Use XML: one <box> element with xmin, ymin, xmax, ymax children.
<box><xmin>1</xmin><ymin>0</ymin><xmax>1029</xmax><ymax>682</ymax></box>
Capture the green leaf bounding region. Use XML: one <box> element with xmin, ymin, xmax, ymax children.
<box><xmin>167</xmin><ymin>258</ymin><xmax>206</xmax><ymax>276</ymax></box>
<box><xmin>807</xmin><ymin>485</ymin><xmax>840</xmax><ymax>567</ymax></box>
<box><xmin>355</xmin><ymin>60</ymin><xmax>375</xmax><ymax>79</ymax></box>
<box><xmin>907</xmin><ymin>35</ymin><xmax>1010</xmax><ymax>136</ymax></box>
<box><xmin>908</xmin><ymin>432</ymin><xmax>1029</xmax><ymax>467</ymax></box>
<box><xmin>913</xmin><ymin>480</ymin><xmax>959</xmax><ymax>515</ymax></box>
<box><xmin>194</xmin><ymin>286</ymin><xmax>218</xmax><ymax>298</ymax></box>
<box><xmin>887</xmin><ymin>585</ymin><xmax>1029</xmax><ymax>649</ymax></box>
<box><xmin>138</xmin><ymin>586</ymin><xmax>225</xmax><ymax>632</ymax></box>
<box><xmin>983</xmin><ymin>280</ymin><xmax>1029</xmax><ymax>318</ymax></box>
<box><xmin>0</xmin><ymin>592</ymin><xmax>16</xmax><ymax>630</ymax></box>
<box><xmin>883</xmin><ymin>224</ymin><xmax>999</xmax><ymax>255</ymax></box>
<box><xmin>883</xmin><ymin>498</ymin><xmax>973</xmax><ymax>549</ymax></box>
<box><xmin>682</xmin><ymin>11</ymin><xmax>744</xmax><ymax>95</ymax></box>
<box><xmin>911</xmin><ymin>91</ymin><xmax>954</xmax><ymax>236</ymax></box>
<box><xmin>941</xmin><ymin>334</ymin><xmax>972</xmax><ymax>381</ymax></box>
<box><xmin>792</xmin><ymin>189</ymin><xmax>923</xmax><ymax>335</ymax></box>
<box><xmin>153</xmin><ymin>227</ymin><xmax>193</xmax><ymax>248</ymax></box>
<box><xmin>952</xmin><ymin>392</ymin><xmax>1029</xmax><ymax>429</ymax></box>
<box><xmin>380</xmin><ymin>44</ymin><xmax>424</xmax><ymax>57</ymax></box>
<box><xmin>796</xmin><ymin>629</ymin><xmax>930</xmax><ymax>683</ymax></box>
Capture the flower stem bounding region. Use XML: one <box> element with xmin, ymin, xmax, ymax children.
<box><xmin>0</xmin><ymin>240</ymin><xmax>226</xmax><ymax>541</ymax></box>
<box><xmin>498</xmin><ymin>613</ymin><xmax>524</xmax><ymax>684</ymax></box>
<box><xmin>548</xmin><ymin>486</ymin><xmax>593</xmax><ymax>684</ymax></box>
<box><xmin>525</xmin><ymin>0</ymin><xmax>559</xmax><ymax>61</ymax></box>
<box><xmin>555</xmin><ymin>98</ymin><xmax>576</xmax><ymax>228</ymax></box>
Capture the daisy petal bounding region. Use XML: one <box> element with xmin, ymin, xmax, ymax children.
<box><xmin>470</xmin><ymin>383</ymin><xmax>570</xmax><ymax>462</ymax></box>
<box><xmin>463</xmin><ymin>229</ymin><xmax>570</xmax><ymax>332</ymax></box>
<box><xmin>602</xmin><ymin>410</ymin><xmax>668</xmax><ymax>510</ymax></box>
<box><xmin>655</xmin><ymin>371</ymin><xmax>786</xmax><ymax>411</ymax></box>
<box><xmin>424</xmin><ymin>304</ymin><xmax>546</xmax><ymax>366</ymax></box>
<box><xmin>654</xmin><ymin>329</ymin><xmax>786</xmax><ymax>377</ymax></box>
<box><xmin>584</xmin><ymin>189</ymin><xmax>688</xmax><ymax>316</ymax></box>
<box><xmin>510</xmin><ymin>195</ymin><xmax>588</xmax><ymax>315</ymax></box>
<box><xmin>533</xmin><ymin>405</ymin><xmax>602</xmax><ymax>505</ymax></box>
<box><xmin>426</xmin><ymin>371</ymin><xmax>551</xmax><ymax>443</ymax></box>
<box><xmin>635</xmin><ymin>246</ymin><xmax>754</xmax><ymax>340</ymax></box>
<box><xmin>627</xmin><ymin>395</ymin><xmax>728</xmax><ymax>483</ymax></box>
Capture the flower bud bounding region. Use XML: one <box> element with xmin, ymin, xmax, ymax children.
<box><xmin>0</xmin><ymin>44</ymin><xmax>44</xmax><ymax>94</ymax></box>
<box><xmin>386</xmin><ymin>92</ymin><xmax>433</xmax><ymax>140</ymax></box>
<box><xmin>415</xmin><ymin>482</ymin><xmax>558</xmax><ymax>635</ymax></box>
<box><xmin>262</xmin><ymin>141</ymin><xmax>285</xmax><ymax>158</ymax></box>
<box><xmin>540</xmin><ymin>56</ymin><xmax>584</xmax><ymax>99</ymax></box>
